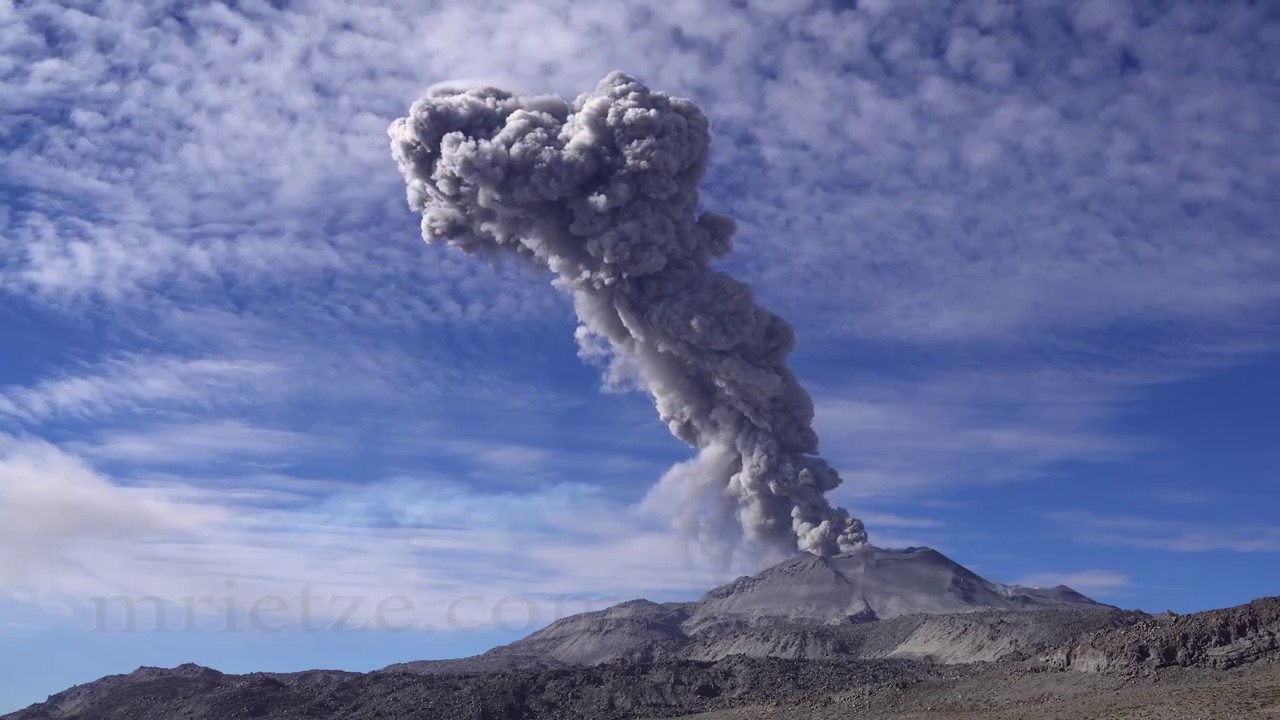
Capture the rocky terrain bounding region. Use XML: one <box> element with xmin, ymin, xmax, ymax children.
<box><xmin>671</xmin><ymin>662</ymin><xmax>1280</xmax><ymax>720</ymax></box>
<box><xmin>1046</xmin><ymin>597</ymin><xmax>1280</xmax><ymax>673</ymax></box>
<box><xmin>7</xmin><ymin>547</ymin><xmax>1278</xmax><ymax>720</ymax></box>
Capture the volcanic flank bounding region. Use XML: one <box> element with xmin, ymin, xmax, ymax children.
<box><xmin>390</xmin><ymin>545</ymin><xmax>1112</xmax><ymax>671</ymax></box>
<box><xmin>388</xmin><ymin>71</ymin><xmax>866</xmax><ymax>556</ymax></box>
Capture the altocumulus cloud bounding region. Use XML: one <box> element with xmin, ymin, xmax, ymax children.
<box><xmin>1</xmin><ymin>0</ymin><xmax>1273</xmax><ymax>345</ymax></box>
<box><xmin>0</xmin><ymin>0</ymin><xmax>1275</xmax><ymax>623</ymax></box>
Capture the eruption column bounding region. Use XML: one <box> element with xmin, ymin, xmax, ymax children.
<box><xmin>389</xmin><ymin>72</ymin><xmax>867</xmax><ymax>555</ymax></box>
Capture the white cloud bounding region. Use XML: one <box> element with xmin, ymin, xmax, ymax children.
<box><xmin>437</xmin><ymin>439</ymin><xmax>556</xmax><ymax>477</ymax></box>
<box><xmin>856</xmin><ymin>510</ymin><xmax>945</xmax><ymax>530</ymax></box>
<box><xmin>80</xmin><ymin>421</ymin><xmax>314</xmax><ymax>466</ymax></box>
<box><xmin>814</xmin><ymin>367</ymin><xmax>1147</xmax><ymax>500</ymax></box>
<box><xmin>1015</xmin><ymin>570</ymin><xmax>1132</xmax><ymax>596</ymax></box>
<box><xmin>0</xmin><ymin>434</ymin><xmax>219</xmax><ymax>589</ymax></box>
<box><xmin>0</xmin><ymin>355</ymin><xmax>281</xmax><ymax>424</ymax></box>
<box><xmin>1051</xmin><ymin>511</ymin><xmax>1280</xmax><ymax>553</ymax></box>
<box><xmin>1</xmin><ymin>0</ymin><xmax>1273</xmax><ymax>352</ymax></box>
<box><xmin>0</xmin><ymin>436</ymin><xmax>739</xmax><ymax>632</ymax></box>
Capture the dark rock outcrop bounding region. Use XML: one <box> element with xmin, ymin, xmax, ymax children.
<box><xmin>1046</xmin><ymin>597</ymin><xmax>1280</xmax><ymax>673</ymax></box>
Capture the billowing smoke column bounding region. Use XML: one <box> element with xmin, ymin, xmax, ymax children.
<box><xmin>388</xmin><ymin>72</ymin><xmax>867</xmax><ymax>555</ymax></box>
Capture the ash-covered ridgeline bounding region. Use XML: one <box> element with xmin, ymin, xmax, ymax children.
<box><xmin>388</xmin><ymin>72</ymin><xmax>866</xmax><ymax>556</ymax></box>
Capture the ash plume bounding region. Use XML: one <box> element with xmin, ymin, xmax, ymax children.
<box><xmin>388</xmin><ymin>72</ymin><xmax>867</xmax><ymax>555</ymax></box>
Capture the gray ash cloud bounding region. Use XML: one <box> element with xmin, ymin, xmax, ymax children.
<box><xmin>388</xmin><ymin>71</ymin><xmax>866</xmax><ymax>555</ymax></box>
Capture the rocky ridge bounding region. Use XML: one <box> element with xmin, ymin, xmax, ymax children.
<box><xmin>1046</xmin><ymin>596</ymin><xmax>1280</xmax><ymax>673</ymax></box>
<box><xmin>7</xmin><ymin>547</ymin><xmax>1278</xmax><ymax>720</ymax></box>
<box><xmin>7</xmin><ymin>600</ymin><xmax>1279</xmax><ymax>720</ymax></box>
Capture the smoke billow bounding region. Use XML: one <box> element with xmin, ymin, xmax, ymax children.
<box><xmin>388</xmin><ymin>72</ymin><xmax>867</xmax><ymax>556</ymax></box>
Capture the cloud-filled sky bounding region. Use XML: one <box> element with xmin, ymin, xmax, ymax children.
<box><xmin>1</xmin><ymin>0</ymin><xmax>1277</xmax><ymax>712</ymax></box>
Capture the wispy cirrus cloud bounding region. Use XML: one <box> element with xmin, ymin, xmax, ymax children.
<box><xmin>1051</xmin><ymin>511</ymin><xmax>1280</xmax><ymax>554</ymax></box>
<box><xmin>79</xmin><ymin>421</ymin><xmax>316</xmax><ymax>466</ymax></box>
<box><xmin>0</xmin><ymin>355</ymin><xmax>281</xmax><ymax>425</ymax></box>
<box><xmin>855</xmin><ymin>511</ymin><xmax>945</xmax><ymax>530</ymax></box>
<box><xmin>815</xmin><ymin>367</ymin><xmax>1150</xmax><ymax>499</ymax></box>
<box><xmin>1015</xmin><ymin>570</ymin><xmax>1133</xmax><ymax>597</ymax></box>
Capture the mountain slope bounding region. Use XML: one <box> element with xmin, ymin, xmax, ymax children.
<box><xmin>391</xmin><ymin>545</ymin><xmax>1112</xmax><ymax>671</ymax></box>
<box><xmin>8</xmin><ymin>543</ymin><xmax>1279</xmax><ymax>720</ymax></box>
<box><xmin>8</xmin><ymin>597</ymin><xmax>1279</xmax><ymax>720</ymax></box>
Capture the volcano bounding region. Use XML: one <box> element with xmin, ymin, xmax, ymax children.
<box><xmin>391</xmin><ymin>545</ymin><xmax>1110</xmax><ymax>670</ymax></box>
<box><xmin>692</xmin><ymin>545</ymin><xmax>1100</xmax><ymax>623</ymax></box>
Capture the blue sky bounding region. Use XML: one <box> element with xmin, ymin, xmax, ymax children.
<box><xmin>1</xmin><ymin>0</ymin><xmax>1277</xmax><ymax>712</ymax></box>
